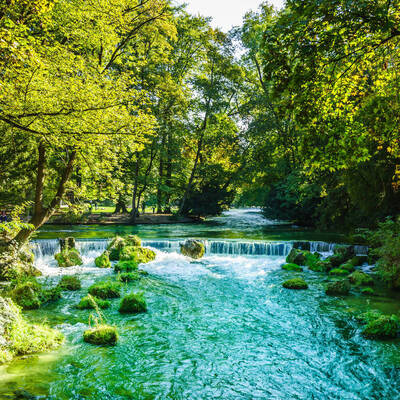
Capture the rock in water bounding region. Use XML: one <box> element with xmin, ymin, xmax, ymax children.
<box><xmin>180</xmin><ymin>240</ymin><xmax>205</xmax><ymax>259</ymax></box>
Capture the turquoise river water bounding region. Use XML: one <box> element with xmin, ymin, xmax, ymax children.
<box><xmin>0</xmin><ymin>209</ymin><xmax>400</xmax><ymax>399</ymax></box>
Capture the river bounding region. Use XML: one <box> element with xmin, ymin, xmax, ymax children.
<box><xmin>0</xmin><ymin>209</ymin><xmax>399</xmax><ymax>399</ymax></box>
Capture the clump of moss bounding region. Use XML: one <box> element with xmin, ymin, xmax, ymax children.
<box><xmin>282</xmin><ymin>278</ymin><xmax>308</xmax><ymax>290</ymax></box>
<box><xmin>309</xmin><ymin>259</ymin><xmax>331</xmax><ymax>273</ymax></box>
<box><xmin>350</xmin><ymin>256</ymin><xmax>368</xmax><ymax>266</ymax></box>
<box><xmin>362</xmin><ymin>315</ymin><xmax>400</xmax><ymax>339</ymax></box>
<box><xmin>83</xmin><ymin>324</ymin><xmax>118</xmax><ymax>346</ymax></box>
<box><xmin>329</xmin><ymin>268</ymin><xmax>350</xmax><ymax>276</ymax></box>
<box><xmin>361</xmin><ymin>287</ymin><xmax>375</xmax><ymax>296</ymax></box>
<box><xmin>58</xmin><ymin>275</ymin><xmax>81</xmax><ymax>291</ymax></box>
<box><xmin>119</xmin><ymin>292</ymin><xmax>147</xmax><ymax>314</ymax></box>
<box><xmin>349</xmin><ymin>271</ymin><xmax>374</xmax><ymax>286</ymax></box>
<box><xmin>88</xmin><ymin>281</ymin><xmax>121</xmax><ymax>299</ymax></box>
<box><xmin>0</xmin><ymin>297</ymin><xmax>63</xmax><ymax>364</ymax></box>
<box><xmin>282</xmin><ymin>263</ymin><xmax>303</xmax><ymax>272</ymax></box>
<box><xmin>55</xmin><ymin>248</ymin><xmax>83</xmax><ymax>268</ymax></box>
<box><xmin>107</xmin><ymin>236</ymin><xmax>126</xmax><ymax>261</ymax></box>
<box><xmin>118</xmin><ymin>272</ymin><xmax>141</xmax><ymax>283</ymax></box>
<box><xmin>180</xmin><ymin>240</ymin><xmax>205</xmax><ymax>259</ymax></box>
<box><xmin>125</xmin><ymin>235</ymin><xmax>141</xmax><ymax>247</ymax></box>
<box><xmin>40</xmin><ymin>286</ymin><xmax>62</xmax><ymax>303</ymax></box>
<box><xmin>340</xmin><ymin>263</ymin><xmax>355</xmax><ymax>273</ymax></box>
<box><xmin>10</xmin><ymin>280</ymin><xmax>42</xmax><ymax>310</ymax></box>
<box><xmin>138</xmin><ymin>269</ymin><xmax>149</xmax><ymax>276</ymax></box>
<box><xmin>325</xmin><ymin>279</ymin><xmax>351</xmax><ymax>296</ymax></box>
<box><xmin>114</xmin><ymin>260</ymin><xmax>138</xmax><ymax>273</ymax></box>
<box><xmin>286</xmin><ymin>248</ymin><xmax>306</xmax><ymax>265</ymax></box>
<box><xmin>76</xmin><ymin>295</ymin><xmax>111</xmax><ymax>310</ymax></box>
<box><xmin>95</xmin><ymin>251</ymin><xmax>111</xmax><ymax>269</ymax></box>
<box><xmin>120</xmin><ymin>246</ymin><xmax>156</xmax><ymax>264</ymax></box>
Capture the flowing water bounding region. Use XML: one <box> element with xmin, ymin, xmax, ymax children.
<box><xmin>1</xmin><ymin>209</ymin><xmax>400</xmax><ymax>399</ymax></box>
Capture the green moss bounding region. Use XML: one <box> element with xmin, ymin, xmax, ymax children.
<box><xmin>54</xmin><ymin>248</ymin><xmax>83</xmax><ymax>268</ymax></box>
<box><xmin>83</xmin><ymin>325</ymin><xmax>118</xmax><ymax>346</ymax></box>
<box><xmin>40</xmin><ymin>286</ymin><xmax>62</xmax><ymax>303</ymax></box>
<box><xmin>333</xmin><ymin>245</ymin><xmax>355</xmax><ymax>259</ymax></box>
<box><xmin>309</xmin><ymin>259</ymin><xmax>331</xmax><ymax>272</ymax></box>
<box><xmin>326</xmin><ymin>254</ymin><xmax>348</xmax><ymax>268</ymax></box>
<box><xmin>325</xmin><ymin>280</ymin><xmax>351</xmax><ymax>296</ymax></box>
<box><xmin>286</xmin><ymin>248</ymin><xmax>306</xmax><ymax>265</ymax></box>
<box><xmin>118</xmin><ymin>272</ymin><xmax>141</xmax><ymax>282</ymax></box>
<box><xmin>76</xmin><ymin>295</ymin><xmax>111</xmax><ymax>310</ymax></box>
<box><xmin>329</xmin><ymin>268</ymin><xmax>350</xmax><ymax>276</ymax></box>
<box><xmin>119</xmin><ymin>292</ymin><xmax>147</xmax><ymax>314</ymax></box>
<box><xmin>282</xmin><ymin>263</ymin><xmax>303</xmax><ymax>272</ymax></box>
<box><xmin>138</xmin><ymin>269</ymin><xmax>149</xmax><ymax>276</ymax></box>
<box><xmin>340</xmin><ymin>263</ymin><xmax>355</xmax><ymax>273</ymax></box>
<box><xmin>282</xmin><ymin>278</ymin><xmax>308</xmax><ymax>290</ymax></box>
<box><xmin>88</xmin><ymin>281</ymin><xmax>121</xmax><ymax>299</ymax></box>
<box><xmin>361</xmin><ymin>287</ymin><xmax>375</xmax><ymax>296</ymax></box>
<box><xmin>10</xmin><ymin>280</ymin><xmax>42</xmax><ymax>310</ymax></box>
<box><xmin>95</xmin><ymin>251</ymin><xmax>111</xmax><ymax>269</ymax></box>
<box><xmin>180</xmin><ymin>240</ymin><xmax>205</xmax><ymax>259</ymax></box>
<box><xmin>349</xmin><ymin>271</ymin><xmax>374</xmax><ymax>286</ymax></box>
<box><xmin>58</xmin><ymin>275</ymin><xmax>81</xmax><ymax>291</ymax></box>
<box><xmin>350</xmin><ymin>256</ymin><xmax>368</xmax><ymax>266</ymax></box>
<box><xmin>125</xmin><ymin>235</ymin><xmax>141</xmax><ymax>247</ymax></box>
<box><xmin>120</xmin><ymin>246</ymin><xmax>156</xmax><ymax>264</ymax></box>
<box><xmin>114</xmin><ymin>260</ymin><xmax>138</xmax><ymax>273</ymax></box>
<box><xmin>362</xmin><ymin>315</ymin><xmax>400</xmax><ymax>339</ymax></box>
<box><xmin>107</xmin><ymin>236</ymin><xmax>126</xmax><ymax>261</ymax></box>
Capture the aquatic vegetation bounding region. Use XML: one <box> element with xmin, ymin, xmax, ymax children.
<box><xmin>83</xmin><ymin>325</ymin><xmax>118</xmax><ymax>346</ymax></box>
<box><xmin>362</xmin><ymin>315</ymin><xmax>400</xmax><ymax>339</ymax></box>
<box><xmin>329</xmin><ymin>268</ymin><xmax>350</xmax><ymax>276</ymax></box>
<box><xmin>349</xmin><ymin>271</ymin><xmax>374</xmax><ymax>286</ymax></box>
<box><xmin>118</xmin><ymin>272</ymin><xmax>141</xmax><ymax>282</ymax></box>
<box><xmin>325</xmin><ymin>280</ymin><xmax>351</xmax><ymax>296</ymax></box>
<box><xmin>95</xmin><ymin>251</ymin><xmax>111</xmax><ymax>268</ymax></box>
<box><xmin>54</xmin><ymin>248</ymin><xmax>83</xmax><ymax>268</ymax></box>
<box><xmin>119</xmin><ymin>292</ymin><xmax>147</xmax><ymax>314</ymax></box>
<box><xmin>0</xmin><ymin>297</ymin><xmax>63</xmax><ymax>364</ymax></box>
<box><xmin>88</xmin><ymin>281</ymin><xmax>121</xmax><ymax>299</ymax></box>
<box><xmin>282</xmin><ymin>278</ymin><xmax>308</xmax><ymax>290</ymax></box>
<box><xmin>58</xmin><ymin>275</ymin><xmax>81</xmax><ymax>291</ymax></box>
<box><xmin>180</xmin><ymin>240</ymin><xmax>205</xmax><ymax>259</ymax></box>
<box><xmin>114</xmin><ymin>260</ymin><xmax>139</xmax><ymax>273</ymax></box>
<box><xmin>282</xmin><ymin>263</ymin><xmax>303</xmax><ymax>272</ymax></box>
<box><xmin>76</xmin><ymin>295</ymin><xmax>111</xmax><ymax>310</ymax></box>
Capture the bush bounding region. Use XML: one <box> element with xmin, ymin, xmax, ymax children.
<box><xmin>114</xmin><ymin>260</ymin><xmax>138</xmax><ymax>273</ymax></box>
<box><xmin>76</xmin><ymin>295</ymin><xmax>111</xmax><ymax>310</ymax></box>
<box><xmin>282</xmin><ymin>263</ymin><xmax>303</xmax><ymax>272</ymax></box>
<box><xmin>95</xmin><ymin>251</ymin><xmax>111</xmax><ymax>269</ymax></box>
<box><xmin>83</xmin><ymin>325</ymin><xmax>118</xmax><ymax>346</ymax></box>
<box><xmin>119</xmin><ymin>292</ymin><xmax>147</xmax><ymax>314</ymax></box>
<box><xmin>361</xmin><ymin>287</ymin><xmax>375</xmax><ymax>296</ymax></box>
<box><xmin>88</xmin><ymin>281</ymin><xmax>121</xmax><ymax>299</ymax></box>
<box><xmin>58</xmin><ymin>275</ymin><xmax>81</xmax><ymax>291</ymax></box>
<box><xmin>282</xmin><ymin>278</ymin><xmax>308</xmax><ymax>290</ymax></box>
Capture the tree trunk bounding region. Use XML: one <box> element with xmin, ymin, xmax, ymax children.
<box><xmin>14</xmin><ymin>146</ymin><xmax>77</xmax><ymax>245</ymax></box>
<box><xmin>130</xmin><ymin>156</ymin><xmax>140</xmax><ymax>223</ymax></box>
<box><xmin>157</xmin><ymin>132</ymin><xmax>166</xmax><ymax>214</ymax></box>
<box><xmin>115</xmin><ymin>195</ymin><xmax>128</xmax><ymax>214</ymax></box>
<box><xmin>164</xmin><ymin>132</ymin><xmax>173</xmax><ymax>213</ymax></box>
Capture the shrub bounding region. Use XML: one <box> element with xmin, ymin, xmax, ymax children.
<box><xmin>95</xmin><ymin>251</ymin><xmax>111</xmax><ymax>269</ymax></box>
<box><xmin>119</xmin><ymin>292</ymin><xmax>147</xmax><ymax>314</ymax></box>
<box><xmin>76</xmin><ymin>295</ymin><xmax>111</xmax><ymax>310</ymax></box>
<box><xmin>282</xmin><ymin>278</ymin><xmax>308</xmax><ymax>290</ymax></box>
<box><xmin>83</xmin><ymin>325</ymin><xmax>118</xmax><ymax>346</ymax></box>
<box><xmin>88</xmin><ymin>281</ymin><xmax>121</xmax><ymax>299</ymax></box>
<box><xmin>282</xmin><ymin>263</ymin><xmax>303</xmax><ymax>272</ymax></box>
<box><xmin>58</xmin><ymin>275</ymin><xmax>81</xmax><ymax>291</ymax></box>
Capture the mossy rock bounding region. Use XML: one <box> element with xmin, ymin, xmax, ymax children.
<box><xmin>282</xmin><ymin>278</ymin><xmax>308</xmax><ymax>290</ymax></box>
<box><xmin>309</xmin><ymin>259</ymin><xmax>331</xmax><ymax>273</ymax></box>
<box><xmin>118</xmin><ymin>272</ymin><xmax>141</xmax><ymax>282</ymax></box>
<box><xmin>119</xmin><ymin>292</ymin><xmax>147</xmax><ymax>314</ymax></box>
<box><xmin>282</xmin><ymin>263</ymin><xmax>303</xmax><ymax>272</ymax></box>
<box><xmin>180</xmin><ymin>240</ymin><xmax>205</xmax><ymax>259</ymax></box>
<box><xmin>88</xmin><ymin>281</ymin><xmax>121</xmax><ymax>299</ymax></box>
<box><xmin>83</xmin><ymin>325</ymin><xmax>118</xmax><ymax>346</ymax></box>
<box><xmin>120</xmin><ymin>246</ymin><xmax>156</xmax><ymax>264</ymax></box>
<box><xmin>125</xmin><ymin>235</ymin><xmax>141</xmax><ymax>247</ymax></box>
<box><xmin>58</xmin><ymin>275</ymin><xmax>81</xmax><ymax>291</ymax></box>
<box><xmin>76</xmin><ymin>295</ymin><xmax>111</xmax><ymax>310</ymax></box>
<box><xmin>361</xmin><ymin>287</ymin><xmax>375</xmax><ymax>296</ymax></box>
<box><xmin>40</xmin><ymin>286</ymin><xmax>62</xmax><ymax>304</ymax></box>
<box><xmin>10</xmin><ymin>281</ymin><xmax>42</xmax><ymax>310</ymax></box>
<box><xmin>55</xmin><ymin>248</ymin><xmax>83</xmax><ymax>268</ymax></box>
<box><xmin>286</xmin><ymin>248</ymin><xmax>306</xmax><ymax>265</ymax></box>
<box><xmin>362</xmin><ymin>315</ymin><xmax>400</xmax><ymax>339</ymax></box>
<box><xmin>325</xmin><ymin>279</ymin><xmax>351</xmax><ymax>296</ymax></box>
<box><xmin>326</xmin><ymin>254</ymin><xmax>348</xmax><ymax>268</ymax></box>
<box><xmin>349</xmin><ymin>271</ymin><xmax>374</xmax><ymax>287</ymax></box>
<box><xmin>107</xmin><ymin>236</ymin><xmax>126</xmax><ymax>261</ymax></box>
<box><xmin>333</xmin><ymin>245</ymin><xmax>355</xmax><ymax>259</ymax></box>
<box><xmin>95</xmin><ymin>251</ymin><xmax>111</xmax><ymax>269</ymax></box>
<box><xmin>350</xmin><ymin>256</ymin><xmax>368</xmax><ymax>266</ymax></box>
<box><xmin>114</xmin><ymin>260</ymin><xmax>138</xmax><ymax>273</ymax></box>
<box><xmin>340</xmin><ymin>263</ymin><xmax>355</xmax><ymax>273</ymax></box>
<box><xmin>329</xmin><ymin>268</ymin><xmax>350</xmax><ymax>276</ymax></box>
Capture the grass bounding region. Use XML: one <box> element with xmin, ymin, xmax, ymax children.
<box><xmin>88</xmin><ymin>281</ymin><xmax>121</xmax><ymax>299</ymax></box>
<box><xmin>58</xmin><ymin>275</ymin><xmax>81</xmax><ymax>291</ymax></box>
<box><xmin>119</xmin><ymin>292</ymin><xmax>147</xmax><ymax>314</ymax></box>
<box><xmin>76</xmin><ymin>295</ymin><xmax>111</xmax><ymax>310</ymax></box>
<box><xmin>83</xmin><ymin>325</ymin><xmax>118</xmax><ymax>346</ymax></box>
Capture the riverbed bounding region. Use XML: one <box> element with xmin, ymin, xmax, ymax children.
<box><xmin>1</xmin><ymin>209</ymin><xmax>399</xmax><ymax>399</ymax></box>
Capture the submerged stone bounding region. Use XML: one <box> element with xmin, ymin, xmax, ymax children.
<box><xmin>309</xmin><ymin>259</ymin><xmax>331</xmax><ymax>272</ymax></box>
<box><xmin>119</xmin><ymin>292</ymin><xmax>147</xmax><ymax>314</ymax></box>
<box><xmin>120</xmin><ymin>246</ymin><xmax>156</xmax><ymax>264</ymax></box>
<box><xmin>83</xmin><ymin>325</ymin><xmax>118</xmax><ymax>346</ymax></box>
<box><xmin>282</xmin><ymin>278</ymin><xmax>308</xmax><ymax>290</ymax></box>
<box><xmin>95</xmin><ymin>251</ymin><xmax>111</xmax><ymax>269</ymax></box>
<box><xmin>125</xmin><ymin>235</ymin><xmax>141</xmax><ymax>247</ymax></box>
<box><xmin>282</xmin><ymin>263</ymin><xmax>303</xmax><ymax>272</ymax></box>
<box><xmin>325</xmin><ymin>279</ymin><xmax>351</xmax><ymax>296</ymax></box>
<box><xmin>180</xmin><ymin>240</ymin><xmax>205</xmax><ymax>259</ymax></box>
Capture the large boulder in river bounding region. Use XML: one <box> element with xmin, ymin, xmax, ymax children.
<box><xmin>55</xmin><ymin>248</ymin><xmax>83</xmax><ymax>268</ymax></box>
<box><xmin>180</xmin><ymin>240</ymin><xmax>205</xmax><ymax>259</ymax></box>
<box><xmin>325</xmin><ymin>279</ymin><xmax>351</xmax><ymax>296</ymax></box>
<box><xmin>286</xmin><ymin>248</ymin><xmax>306</xmax><ymax>265</ymax></box>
